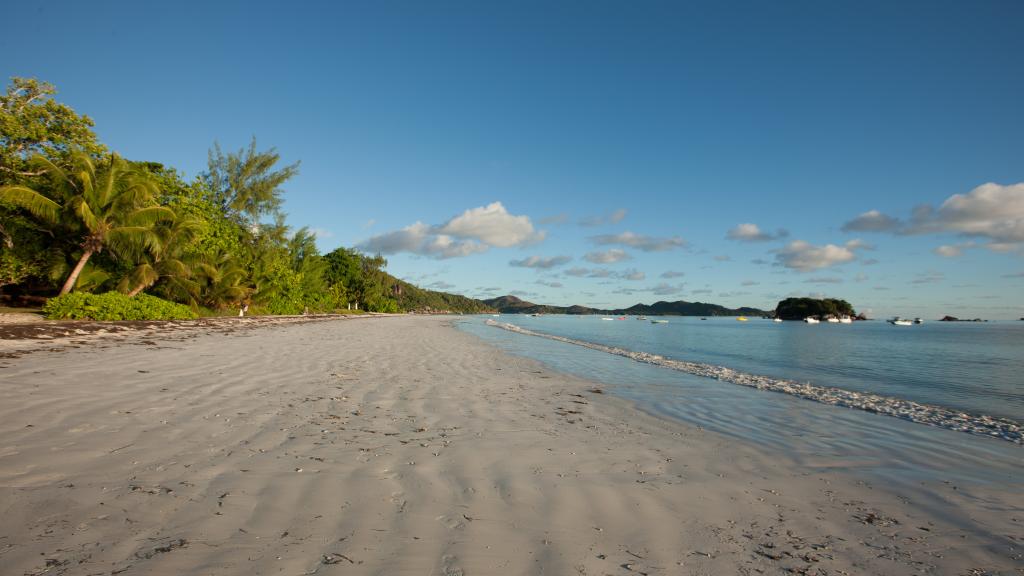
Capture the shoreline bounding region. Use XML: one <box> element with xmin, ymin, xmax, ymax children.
<box><xmin>484</xmin><ymin>319</ymin><xmax>1023</xmax><ymax>444</ymax></box>
<box><xmin>0</xmin><ymin>316</ymin><xmax>1019</xmax><ymax>574</ymax></box>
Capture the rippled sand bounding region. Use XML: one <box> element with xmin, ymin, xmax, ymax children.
<box><xmin>0</xmin><ymin>315</ymin><xmax>1018</xmax><ymax>575</ymax></box>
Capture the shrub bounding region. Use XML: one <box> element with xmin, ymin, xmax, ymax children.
<box><xmin>43</xmin><ymin>292</ymin><xmax>198</xmax><ymax>321</ymax></box>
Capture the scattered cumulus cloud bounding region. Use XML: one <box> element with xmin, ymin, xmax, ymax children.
<box><xmin>509</xmin><ymin>255</ymin><xmax>572</xmax><ymax>269</ymax></box>
<box><xmin>740</xmin><ymin>280</ymin><xmax>759</xmax><ymax>286</ymax></box>
<box><xmin>358</xmin><ymin>202</ymin><xmax>544</xmax><ymax>259</ymax></box>
<box><xmin>650</xmin><ymin>282</ymin><xmax>685</xmax><ymax>295</ymax></box>
<box><xmin>428</xmin><ymin>281</ymin><xmax>456</xmax><ymax>290</ymax></box>
<box><xmin>774</xmin><ymin>239</ymin><xmax>869</xmax><ymax>271</ymax></box>
<box><xmin>841</xmin><ymin>182</ymin><xmax>1024</xmax><ymax>253</ymax></box>
<box><xmin>579</xmin><ymin>208</ymin><xmax>627</xmax><ymax>227</ymax></box>
<box><xmin>804</xmin><ymin>277</ymin><xmax>844</xmax><ymax>284</ymax></box>
<box><xmin>536</xmin><ymin>280</ymin><xmax>564</xmax><ymax>288</ymax></box>
<box><xmin>841</xmin><ymin>210</ymin><xmax>902</xmax><ymax>233</ymax></box>
<box><xmin>713</xmin><ymin>255</ymin><xmax>731</xmax><ymax>262</ymax></box>
<box><xmin>691</xmin><ymin>289</ymin><xmax>713</xmax><ymax>295</ymax></box>
<box><xmin>590</xmin><ymin>231</ymin><xmax>686</xmax><ymax>252</ymax></box>
<box><xmin>660</xmin><ymin>270</ymin><xmax>686</xmax><ymax>278</ymax></box>
<box><xmin>564</xmin><ymin>267</ymin><xmax>644</xmax><ymax>280</ymax></box>
<box><xmin>309</xmin><ymin>227</ymin><xmax>334</xmax><ymax>239</ymax></box>
<box><xmin>726</xmin><ymin>223</ymin><xmax>789</xmax><ymax>242</ymax></box>
<box><xmin>437</xmin><ymin>202</ymin><xmax>545</xmax><ymax>247</ymax></box>
<box><xmin>620</xmin><ymin>269</ymin><xmax>646</xmax><ymax>281</ymax></box>
<box><xmin>584</xmin><ymin>249</ymin><xmax>632</xmax><ymax>264</ymax></box>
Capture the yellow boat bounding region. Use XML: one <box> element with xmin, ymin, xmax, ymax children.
<box><xmin>737</xmin><ymin>316</ymin><xmax>748</xmax><ymax>322</ymax></box>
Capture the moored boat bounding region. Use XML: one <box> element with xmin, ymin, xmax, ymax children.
<box><xmin>888</xmin><ymin>317</ymin><xmax>913</xmax><ymax>326</ymax></box>
<box><xmin>737</xmin><ymin>316</ymin><xmax>748</xmax><ymax>322</ymax></box>
<box><xmin>804</xmin><ymin>317</ymin><xmax>820</xmax><ymax>324</ymax></box>
<box><xmin>651</xmin><ymin>319</ymin><xmax>668</xmax><ymax>324</ymax></box>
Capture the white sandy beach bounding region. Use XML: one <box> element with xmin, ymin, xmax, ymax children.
<box><xmin>0</xmin><ymin>315</ymin><xmax>1019</xmax><ymax>575</ymax></box>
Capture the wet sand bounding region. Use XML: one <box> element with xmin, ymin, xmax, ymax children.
<box><xmin>0</xmin><ymin>315</ymin><xmax>1019</xmax><ymax>575</ymax></box>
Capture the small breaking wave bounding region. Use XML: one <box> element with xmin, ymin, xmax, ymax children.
<box><xmin>485</xmin><ymin>320</ymin><xmax>1022</xmax><ymax>444</ymax></box>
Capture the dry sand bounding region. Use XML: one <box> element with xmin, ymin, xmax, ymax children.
<box><xmin>0</xmin><ymin>315</ymin><xmax>1020</xmax><ymax>575</ymax></box>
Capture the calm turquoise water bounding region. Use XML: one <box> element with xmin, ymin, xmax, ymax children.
<box><xmin>457</xmin><ymin>315</ymin><xmax>1023</xmax><ymax>485</ymax></box>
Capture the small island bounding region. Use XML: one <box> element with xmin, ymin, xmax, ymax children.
<box><xmin>773</xmin><ymin>297</ymin><xmax>857</xmax><ymax>321</ymax></box>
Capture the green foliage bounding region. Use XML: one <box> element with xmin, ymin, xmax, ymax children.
<box><xmin>0</xmin><ymin>77</ymin><xmax>106</xmax><ymax>182</ymax></box>
<box><xmin>774</xmin><ymin>297</ymin><xmax>856</xmax><ymax>320</ymax></box>
<box><xmin>2</xmin><ymin>77</ymin><xmax>493</xmax><ymax>318</ymax></box>
<box><xmin>205</xmin><ymin>137</ymin><xmax>299</xmax><ymax>224</ymax></box>
<box><xmin>42</xmin><ymin>292</ymin><xmax>197</xmax><ymax>321</ymax></box>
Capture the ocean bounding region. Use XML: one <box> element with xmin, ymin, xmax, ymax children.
<box><xmin>457</xmin><ymin>315</ymin><xmax>1023</xmax><ymax>487</ymax></box>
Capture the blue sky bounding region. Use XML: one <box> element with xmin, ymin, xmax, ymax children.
<box><xmin>4</xmin><ymin>0</ymin><xmax>1023</xmax><ymax>318</ymax></box>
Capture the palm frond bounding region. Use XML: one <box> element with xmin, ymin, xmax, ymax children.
<box><xmin>0</xmin><ymin>185</ymin><xmax>60</xmax><ymax>223</ymax></box>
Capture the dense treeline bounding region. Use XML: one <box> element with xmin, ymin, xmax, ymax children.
<box><xmin>0</xmin><ymin>77</ymin><xmax>479</xmax><ymax>316</ymax></box>
<box><xmin>774</xmin><ymin>297</ymin><xmax>856</xmax><ymax>320</ymax></box>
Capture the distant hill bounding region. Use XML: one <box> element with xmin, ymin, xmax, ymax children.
<box><xmin>375</xmin><ymin>275</ymin><xmax>496</xmax><ymax>314</ymax></box>
<box><xmin>483</xmin><ymin>295</ymin><xmax>768</xmax><ymax>317</ymax></box>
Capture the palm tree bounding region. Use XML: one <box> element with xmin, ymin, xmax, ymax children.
<box><xmin>0</xmin><ymin>151</ymin><xmax>173</xmax><ymax>294</ymax></box>
<box><xmin>118</xmin><ymin>216</ymin><xmax>203</xmax><ymax>297</ymax></box>
<box><xmin>191</xmin><ymin>248</ymin><xmax>250</xmax><ymax>311</ymax></box>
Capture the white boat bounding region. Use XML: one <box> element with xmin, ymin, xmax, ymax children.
<box><xmin>773</xmin><ymin>318</ymin><xmax>783</xmax><ymax>323</ymax></box>
<box><xmin>651</xmin><ymin>319</ymin><xmax>668</xmax><ymax>324</ymax></box>
<box><xmin>804</xmin><ymin>317</ymin><xmax>820</xmax><ymax>324</ymax></box>
<box><xmin>913</xmin><ymin>317</ymin><xmax>924</xmax><ymax>324</ymax></box>
<box><xmin>601</xmin><ymin>317</ymin><xmax>614</xmax><ymax>321</ymax></box>
<box><xmin>839</xmin><ymin>316</ymin><xmax>853</xmax><ymax>324</ymax></box>
<box><xmin>637</xmin><ymin>316</ymin><xmax>648</xmax><ymax>320</ymax></box>
<box><xmin>825</xmin><ymin>316</ymin><xmax>840</xmax><ymax>323</ymax></box>
<box><xmin>888</xmin><ymin>317</ymin><xmax>913</xmax><ymax>326</ymax></box>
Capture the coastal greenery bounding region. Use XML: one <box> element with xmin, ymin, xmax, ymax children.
<box><xmin>0</xmin><ymin>77</ymin><xmax>484</xmax><ymax>316</ymax></box>
<box><xmin>774</xmin><ymin>297</ymin><xmax>856</xmax><ymax>320</ymax></box>
<box><xmin>42</xmin><ymin>292</ymin><xmax>197</xmax><ymax>321</ymax></box>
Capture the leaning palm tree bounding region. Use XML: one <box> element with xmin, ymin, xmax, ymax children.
<box><xmin>0</xmin><ymin>151</ymin><xmax>173</xmax><ymax>294</ymax></box>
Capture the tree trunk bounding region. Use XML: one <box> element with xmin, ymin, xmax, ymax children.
<box><xmin>59</xmin><ymin>250</ymin><xmax>94</xmax><ymax>295</ymax></box>
<box><xmin>127</xmin><ymin>283</ymin><xmax>146</xmax><ymax>297</ymax></box>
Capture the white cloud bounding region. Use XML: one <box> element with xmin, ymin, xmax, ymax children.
<box><xmin>842</xmin><ymin>182</ymin><xmax>1024</xmax><ymax>252</ymax></box>
<box><xmin>660</xmin><ymin>270</ymin><xmax>685</xmax><ymax>278</ymax></box>
<box><xmin>437</xmin><ymin>202</ymin><xmax>545</xmax><ymax>247</ymax></box>
<box><xmin>358</xmin><ymin>202</ymin><xmax>543</xmax><ymax>259</ymax></box>
<box><xmin>741</xmin><ymin>280</ymin><xmax>759</xmax><ymax>286</ymax></box>
<box><xmin>309</xmin><ymin>227</ymin><xmax>334</xmax><ymax>239</ymax></box>
<box><xmin>713</xmin><ymin>255</ymin><xmax>731</xmax><ymax>262</ymax></box>
<box><xmin>726</xmin><ymin>223</ymin><xmax>788</xmax><ymax>242</ymax></box>
<box><xmin>774</xmin><ymin>239</ymin><xmax>869</xmax><ymax>271</ymax></box>
<box><xmin>584</xmin><ymin>249</ymin><xmax>632</xmax><ymax>264</ymax></box>
<box><xmin>428</xmin><ymin>280</ymin><xmax>456</xmax><ymax>290</ymax></box>
<box><xmin>649</xmin><ymin>282</ymin><xmax>685</xmax><ymax>295</ymax></box>
<box><xmin>536</xmin><ymin>280</ymin><xmax>564</xmax><ymax>288</ymax></box>
<box><xmin>590</xmin><ymin>231</ymin><xmax>686</xmax><ymax>252</ymax></box>
<box><xmin>804</xmin><ymin>277</ymin><xmax>844</xmax><ymax>284</ymax></box>
<box><xmin>509</xmin><ymin>255</ymin><xmax>572</xmax><ymax>269</ymax></box>
<box><xmin>933</xmin><ymin>244</ymin><xmax>965</xmax><ymax>258</ymax></box>
<box><xmin>563</xmin><ymin>266</ymin><xmax>644</xmax><ymax>281</ymax></box>
<box><xmin>579</xmin><ymin>208</ymin><xmax>627</xmax><ymax>227</ymax></box>
<box><xmin>362</xmin><ymin>219</ymin><xmax>376</xmax><ymax>229</ymax></box>
<box><xmin>620</xmin><ymin>269</ymin><xmax>646</xmax><ymax>281</ymax></box>
<box><xmin>841</xmin><ymin>209</ymin><xmax>902</xmax><ymax>232</ymax></box>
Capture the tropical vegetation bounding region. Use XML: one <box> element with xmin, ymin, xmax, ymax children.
<box><xmin>0</xmin><ymin>77</ymin><xmax>484</xmax><ymax>318</ymax></box>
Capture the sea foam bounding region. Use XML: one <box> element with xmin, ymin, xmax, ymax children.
<box><xmin>485</xmin><ymin>319</ymin><xmax>1022</xmax><ymax>444</ymax></box>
